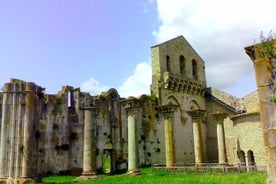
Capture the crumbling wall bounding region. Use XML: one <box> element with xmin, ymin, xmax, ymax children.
<box><xmin>0</xmin><ymin>79</ymin><xmax>44</xmax><ymax>183</ymax></box>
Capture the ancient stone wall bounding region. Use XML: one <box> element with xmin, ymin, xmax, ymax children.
<box><xmin>0</xmin><ymin>36</ymin><xmax>268</xmax><ymax>182</ymax></box>
<box><xmin>224</xmin><ymin>112</ymin><xmax>266</xmax><ymax>169</ymax></box>
<box><xmin>0</xmin><ymin>79</ymin><xmax>44</xmax><ymax>183</ymax></box>
<box><xmin>243</xmin><ymin>91</ymin><xmax>259</xmax><ymax>113</ymax></box>
<box><xmin>207</xmin><ymin>87</ymin><xmax>240</xmax><ymax>110</ymax></box>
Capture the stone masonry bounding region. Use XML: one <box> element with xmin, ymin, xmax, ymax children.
<box><xmin>0</xmin><ymin>36</ymin><xmax>267</xmax><ymax>183</ymax></box>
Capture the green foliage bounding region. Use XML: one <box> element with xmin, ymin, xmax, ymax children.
<box><xmin>42</xmin><ymin>175</ymin><xmax>75</xmax><ymax>183</ymax></box>
<box><xmin>256</xmin><ymin>31</ymin><xmax>276</xmax><ymax>58</ymax></box>
<box><xmin>42</xmin><ymin>168</ymin><xmax>267</xmax><ymax>184</ymax></box>
<box><xmin>270</xmin><ymin>95</ymin><xmax>276</xmax><ymax>103</ymax></box>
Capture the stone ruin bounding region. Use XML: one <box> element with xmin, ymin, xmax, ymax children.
<box><xmin>0</xmin><ymin>36</ymin><xmax>268</xmax><ymax>183</ymax></box>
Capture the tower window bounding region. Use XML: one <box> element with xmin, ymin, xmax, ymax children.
<box><xmin>192</xmin><ymin>59</ymin><xmax>198</xmax><ymax>79</ymax></box>
<box><xmin>166</xmin><ymin>55</ymin><xmax>170</xmax><ymax>72</ymax></box>
<box><xmin>179</xmin><ymin>55</ymin><xmax>185</xmax><ymax>74</ymax></box>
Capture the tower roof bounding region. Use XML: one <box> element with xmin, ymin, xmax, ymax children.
<box><xmin>151</xmin><ymin>35</ymin><xmax>185</xmax><ymax>48</ymax></box>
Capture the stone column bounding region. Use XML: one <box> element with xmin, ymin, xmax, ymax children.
<box><xmin>158</xmin><ymin>104</ymin><xmax>178</xmax><ymax>168</ymax></box>
<box><xmin>78</xmin><ymin>107</ymin><xmax>98</xmax><ymax>180</ymax></box>
<box><xmin>15</xmin><ymin>92</ymin><xmax>23</xmax><ymax>178</ymax></box>
<box><xmin>245</xmin><ymin>42</ymin><xmax>276</xmax><ymax>183</ymax></box>
<box><xmin>8</xmin><ymin>82</ymin><xmax>18</xmax><ymax>177</ymax></box>
<box><xmin>0</xmin><ymin>83</ymin><xmax>12</xmax><ymax>178</ymax></box>
<box><xmin>124</xmin><ymin>99</ymin><xmax>143</xmax><ymax>175</ymax></box>
<box><xmin>187</xmin><ymin>110</ymin><xmax>206</xmax><ymax>165</ymax></box>
<box><xmin>210</xmin><ymin>112</ymin><xmax>227</xmax><ymax>164</ymax></box>
<box><xmin>22</xmin><ymin>82</ymin><xmax>35</xmax><ymax>179</ymax></box>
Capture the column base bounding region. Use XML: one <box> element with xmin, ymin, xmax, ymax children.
<box><xmin>128</xmin><ymin>169</ymin><xmax>141</xmax><ymax>175</ymax></box>
<box><xmin>0</xmin><ymin>177</ymin><xmax>34</xmax><ymax>184</ymax></box>
<box><xmin>75</xmin><ymin>172</ymin><xmax>98</xmax><ymax>181</ymax></box>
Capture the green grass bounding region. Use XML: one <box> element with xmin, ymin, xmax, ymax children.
<box><xmin>42</xmin><ymin>168</ymin><xmax>267</xmax><ymax>184</ymax></box>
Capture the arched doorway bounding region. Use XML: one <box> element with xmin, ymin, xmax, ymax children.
<box><xmin>103</xmin><ymin>149</ymin><xmax>112</xmax><ymax>174</ymax></box>
<box><xmin>247</xmin><ymin>150</ymin><xmax>256</xmax><ymax>171</ymax></box>
<box><xmin>237</xmin><ymin>150</ymin><xmax>246</xmax><ymax>172</ymax></box>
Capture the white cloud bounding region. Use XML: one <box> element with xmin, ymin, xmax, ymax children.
<box><xmin>153</xmin><ymin>0</ymin><xmax>276</xmax><ymax>97</ymax></box>
<box><xmin>80</xmin><ymin>62</ymin><xmax>151</xmax><ymax>98</ymax></box>
<box><xmin>80</xmin><ymin>78</ymin><xmax>109</xmax><ymax>96</ymax></box>
<box><xmin>118</xmin><ymin>62</ymin><xmax>152</xmax><ymax>98</ymax></box>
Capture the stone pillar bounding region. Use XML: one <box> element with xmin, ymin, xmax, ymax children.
<box><xmin>187</xmin><ymin>110</ymin><xmax>206</xmax><ymax>165</ymax></box>
<box><xmin>251</xmin><ymin>57</ymin><xmax>276</xmax><ymax>183</ymax></box>
<box><xmin>0</xmin><ymin>83</ymin><xmax>12</xmax><ymax>178</ymax></box>
<box><xmin>22</xmin><ymin>82</ymin><xmax>35</xmax><ymax>179</ymax></box>
<box><xmin>158</xmin><ymin>104</ymin><xmax>178</xmax><ymax>168</ymax></box>
<box><xmin>245</xmin><ymin>40</ymin><xmax>276</xmax><ymax>183</ymax></box>
<box><xmin>8</xmin><ymin>82</ymin><xmax>18</xmax><ymax>177</ymax></box>
<box><xmin>78</xmin><ymin>107</ymin><xmax>98</xmax><ymax>180</ymax></box>
<box><xmin>210</xmin><ymin>112</ymin><xmax>227</xmax><ymax>164</ymax></box>
<box><xmin>245</xmin><ymin>40</ymin><xmax>276</xmax><ymax>184</ymax></box>
<box><xmin>124</xmin><ymin>99</ymin><xmax>143</xmax><ymax>175</ymax></box>
<box><xmin>15</xmin><ymin>92</ymin><xmax>23</xmax><ymax>178</ymax></box>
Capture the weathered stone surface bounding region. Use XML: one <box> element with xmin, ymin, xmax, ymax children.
<box><xmin>0</xmin><ymin>36</ymin><xmax>268</xmax><ymax>182</ymax></box>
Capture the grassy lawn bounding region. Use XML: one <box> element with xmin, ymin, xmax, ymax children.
<box><xmin>42</xmin><ymin>168</ymin><xmax>267</xmax><ymax>184</ymax></box>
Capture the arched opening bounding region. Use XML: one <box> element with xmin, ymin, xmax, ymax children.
<box><xmin>67</xmin><ymin>91</ymin><xmax>71</xmax><ymax>107</ymax></box>
<box><xmin>179</xmin><ymin>55</ymin><xmax>185</xmax><ymax>74</ymax></box>
<box><xmin>237</xmin><ymin>150</ymin><xmax>246</xmax><ymax>171</ymax></box>
<box><xmin>192</xmin><ymin>59</ymin><xmax>198</xmax><ymax>79</ymax></box>
<box><xmin>247</xmin><ymin>150</ymin><xmax>256</xmax><ymax>171</ymax></box>
<box><xmin>103</xmin><ymin>149</ymin><xmax>112</xmax><ymax>174</ymax></box>
<box><xmin>166</xmin><ymin>55</ymin><xmax>171</xmax><ymax>72</ymax></box>
<box><xmin>188</xmin><ymin>100</ymin><xmax>201</xmax><ymax>110</ymax></box>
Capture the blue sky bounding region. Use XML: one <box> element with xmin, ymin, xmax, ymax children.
<box><xmin>1</xmin><ymin>0</ymin><xmax>276</xmax><ymax>98</ymax></box>
<box><xmin>0</xmin><ymin>0</ymin><xmax>157</xmax><ymax>96</ymax></box>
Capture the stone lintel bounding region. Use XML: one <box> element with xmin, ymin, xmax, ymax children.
<box><xmin>187</xmin><ymin>110</ymin><xmax>206</xmax><ymax>120</ymax></box>
<box><xmin>210</xmin><ymin>112</ymin><xmax>227</xmax><ymax>122</ymax></box>
<box><xmin>158</xmin><ymin>104</ymin><xmax>178</xmax><ymax>118</ymax></box>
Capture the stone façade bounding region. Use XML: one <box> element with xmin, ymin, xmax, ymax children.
<box><xmin>0</xmin><ymin>36</ymin><xmax>266</xmax><ymax>182</ymax></box>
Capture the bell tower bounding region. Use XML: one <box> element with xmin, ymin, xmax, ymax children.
<box><xmin>150</xmin><ymin>35</ymin><xmax>207</xmax><ymax>106</ymax></box>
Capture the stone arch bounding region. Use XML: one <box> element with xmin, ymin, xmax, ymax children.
<box><xmin>166</xmin><ymin>55</ymin><xmax>171</xmax><ymax>72</ymax></box>
<box><xmin>188</xmin><ymin>100</ymin><xmax>201</xmax><ymax>110</ymax></box>
<box><xmin>107</xmin><ymin>88</ymin><xmax>120</xmax><ymax>101</ymax></box>
<box><xmin>247</xmin><ymin>150</ymin><xmax>256</xmax><ymax>170</ymax></box>
<box><xmin>167</xmin><ymin>95</ymin><xmax>181</xmax><ymax>107</ymax></box>
<box><xmin>192</xmin><ymin>59</ymin><xmax>198</xmax><ymax>79</ymax></box>
<box><xmin>179</xmin><ymin>55</ymin><xmax>185</xmax><ymax>74</ymax></box>
<box><xmin>105</xmin><ymin>88</ymin><xmax>120</xmax><ymax>173</ymax></box>
<box><xmin>237</xmin><ymin>150</ymin><xmax>246</xmax><ymax>169</ymax></box>
<box><xmin>167</xmin><ymin>95</ymin><xmax>184</xmax><ymax>124</ymax></box>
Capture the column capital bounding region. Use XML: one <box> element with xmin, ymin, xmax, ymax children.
<box><xmin>158</xmin><ymin>103</ymin><xmax>178</xmax><ymax>119</ymax></box>
<box><xmin>82</xmin><ymin>107</ymin><xmax>100</xmax><ymax>116</ymax></box>
<box><xmin>209</xmin><ymin>112</ymin><xmax>227</xmax><ymax>123</ymax></box>
<box><xmin>123</xmin><ymin>98</ymin><xmax>143</xmax><ymax>114</ymax></box>
<box><xmin>187</xmin><ymin>110</ymin><xmax>206</xmax><ymax>120</ymax></box>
